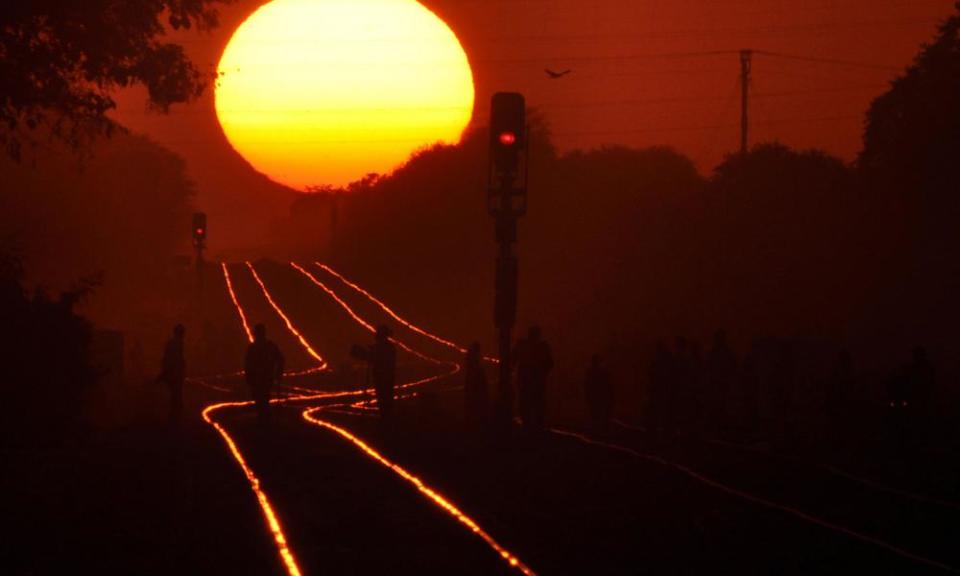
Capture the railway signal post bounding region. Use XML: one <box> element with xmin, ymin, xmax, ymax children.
<box><xmin>193</xmin><ymin>212</ymin><xmax>207</xmax><ymax>295</ymax></box>
<box><xmin>487</xmin><ymin>92</ymin><xmax>528</xmax><ymax>433</ymax></box>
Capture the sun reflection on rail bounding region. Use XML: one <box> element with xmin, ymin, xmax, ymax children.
<box><xmin>204</xmin><ymin>263</ymin><xmax>343</xmax><ymax>575</ymax></box>
<box><xmin>303</xmin><ymin>407</ymin><xmax>535</xmax><ymax>575</ymax></box>
<box><xmin>203</xmin><ymin>400</ymin><xmax>301</xmax><ymax>576</ymax></box>
<box><xmin>223</xmin><ymin>263</ymin><xmax>327</xmax><ymax>379</ymax></box>
<box><xmin>222</xmin><ymin>262</ymin><xmax>254</xmax><ymax>343</ymax></box>
<box><xmin>246</xmin><ymin>261</ymin><xmax>328</xmax><ymax>370</ymax></box>
<box><xmin>208</xmin><ymin>262</ymin><xmax>535</xmax><ymax>575</ymax></box>
<box><xmin>292</xmin><ymin>264</ymin><xmax>536</xmax><ymax>573</ymax></box>
<box><xmin>292</xmin><ymin>263</ymin><xmax>449</xmax><ymax>366</ymax></box>
<box><xmin>313</xmin><ymin>262</ymin><xmax>468</xmax><ymax>353</ymax></box>
<box><xmin>549</xmin><ymin>427</ymin><xmax>956</xmax><ymax>573</ymax></box>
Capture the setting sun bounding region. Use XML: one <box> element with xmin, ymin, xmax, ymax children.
<box><xmin>215</xmin><ymin>0</ymin><xmax>475</xmax><ymax>190</ymax></box>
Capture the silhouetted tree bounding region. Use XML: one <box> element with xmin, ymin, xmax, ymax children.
<box><xmin>858</xmin><ymin>4</ymin><xmax>960</xmax><ymax>353</ymax></box>
<box><xmin>0</xmin><ymin>131</ymin><xmax>195</xmax><ymax>333</ymax></box>
<box><xmin>704</xmin><ymin>143</ymin><xmax>858</xmax><ymax>336</ymax></box>
<box><xmin>860</xmin><ymin>2</ymin><xmax>960</xmax><ymax>195</ymax></box>
<box><xmin>0</xmin><ymin>253</ymin><xmax>96</xmax><ymax>446</ymax></box>
<box><xmin>0</xmin><ymin>0</ymin><xmax>229</xmax><ymax>157</ymax></box>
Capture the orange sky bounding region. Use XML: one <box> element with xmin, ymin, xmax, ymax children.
<box><xmin>112</xmin><ymin>0</ymin><xmax>957</xmax><ymax>249</ymax></box>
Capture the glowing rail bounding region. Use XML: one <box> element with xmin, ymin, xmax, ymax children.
<box><xmin>204</xmin><ymin>366</ymin><xmax>324</xmax><ymax>383</ymax></box>
<box><xmin>224</xmin><ymin>263</ymin><xmax>327</xmax><ymax>378</ymax></box>
<box><xmin>246</xmin><ymin>261</ymin><xmax>328</xmax><ymax>370</ymax></box>
<box><xmin>282</xmin><ymin>383</ymin><xmax>325</xmax><ymax>396</ymax></box>
<box><xmin>284</xmin><ymin>366</ymin><xmax>327</xmax><ymax>378</ymax></box>
<box><xmin>824</xmin><ymin>465</ymin><xmax>960</xmax><ymax>513</ymax></box>
<box><xmin>213</xmin><ymin>261</ymin><xmax>533</xmax><ymax>575</ymax></box>
<box><xmin>192</xmin><ymin>377</ymin><xmax>234</xmax><ymax>393</ymax></box>
<box><xmin>291</xmin><ymin>263</ymin><xmax>448</xmax><ymax>366</ymax></box>
<box><xmin>226</xmin><ymin>262</ymin><xmax>946</xmax><ymax>574</ymax></box>
<box><xmin>205</xmin><ymin>263</ymin><xmax>351</xmax><ymax>575</ymax></box>
<box><xmin>203</xmin><ymin>401</ymin><xmax>302</xmax><ymax>576</ymax></box>
<box><xmin>314</xmin><ymin>262</ymin><xmax>468</xmax><ymax>354</ymax></box>
<box><xmin>322</xmin><ymin>404</ymin><xmax>378</xmax><ymax>418</ymax></box>
<box><xmin>549</xmin><ymin>427</ymin><xmax>958</xmax><ymax>573</ymax></box>
<box><xmin>291</xmin><ymin>268</ymin><xmax>534</xmax><ymax>573</ymax></box>
<box><xmin>304</xmin><ymin>408</ymin><xmax>535</xmax><ymax>575</ymax></box>
<box><xmin>622</xmin><ymin>418</ymin><xmax>960</xmax><ymax>515</ymax></box>
<box><xmin>706</xmin><ymin>430</ymin><xmax>960</xmax><ymax>514</ymax></box>
<box><xmin>223</xmin><ymin>263</ymin><xmax>255</xmax><ymax>343</ymax></box>
<box><xmin>202</xmin><ymin>379</ymin><xmax>372</xmax><ymax>575</ymax></box>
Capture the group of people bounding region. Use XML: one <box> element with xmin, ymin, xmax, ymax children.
<box><xmin>512</xmin><ymin>330</ymin><xmax>615</xmax><ymax>437</ymax></box>
<box><xmin>645</xmin><ymin>331</ymin><xmax>939</xmax><ymax>444</ymax></box>
<box><xmin>160</xmin><ymin>321</ymin><xmax>397</xmax><ymax>426</ymax></box>
<box><xmin>460</xmin><ymin>326</ymin><xmax>555</xmax><ymax>433</ymax></box>
<box><xmin>350</xmin><ymin>325</ymin><xmax>397</xmax><ymax>422</ymax></box>
<box><xmin>159</xmin><ymin>321</ymin><xmax>576</xmax><ymax>433</ymax></box>
<box><xmin>463</xmin><ymin>326</ymin><xmax>614</xmax><ymax>435</ymax></box>
<box><xmin>159</xmin><ymin>322</ymin><xmax>284</xmax><ymax>425</ymax></box>
<box><xmin>360</xmin><ymin>324</ymin><xmax>559</xmax><ymax>432</ymax></box>
<box><xmin>159</xmin><ymin>320</ymin><xmax>936</xmax><ymax>445</ymax></box>
<box><xmin>646</xmin><ymin>331</ymin><xmax>737</xmax><ymax>438</ymax></box>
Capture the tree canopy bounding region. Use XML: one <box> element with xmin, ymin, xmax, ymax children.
<box><xmin>0</xmin><ymin>0</ymin><xmax>229</xmax><ymax>156</ymax></box>
<box><xmin>859</xmin><ymin>2</ymin><xmax>960</xmax><ymax>194</ymax></box>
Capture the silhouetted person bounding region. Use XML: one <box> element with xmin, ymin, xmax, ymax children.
<box><xmin>128</xmin><ymin>337</ymin><xmax>145</xmax><ymax>385</ymax></box>
<box><xmin>707</xmin><ymin>330</ymin><xmax>737</xmax><ymax>435</ymax></box>
<box><xmin>370</xmin><ymin>325</ymin><xmax>397</xmax><ymax>420</ymax></box>
<box><xmin>906</xmin><ymin>347</ymin><xmax>934</xmax><ymax>414</ymax></box>
<box><xmin>770</xmin><ymin>341</ymin><xmax>796</xmax><ymax>442</ymax></box>
<box><xmin>889</xmin><ymin>347</ymin><xmax>935</xmax><ymax>447</ymax></box>
<box><xmin>825</xmin><ymin>349</ymin><xmax>854</xmax><ymax>439</ymax></box>
<box><xmin>689</xmin><ymin>340</ymin><xmax>705</xmax><ymax>434</ymax></box>
<box><xmin>584</xmin><ymin>354</ymin><xmax>614</xmax><ymax>434</ymax></box>
<box><xmin>647</xmin><ymin>340</ymin><xmax>673</xmax><ymax>438</ymax></box>
<box><xmin>739</xmin><ymin>352</ymin><xmax>760</xmax><ymax>436</ymax></box>
<box><xmin>672</xmin><ymin>336</ymin><xmax>693</xmax><ymax>433</ymax></box>
<box><xmin>245</xmin><ymin>324</ymin><xmax>284</xmax><ymax>425</ymax></box>
<box><xmin>514</xmin><ymin>326</ymin><xmax>554</xmax><ymax>432</ymax></box>
<box><xmin>160</xmin><ymin>324</ymin><xmax>186</xmax><ymax>423</ymax></box>
<box><xmin>464</xmin><ymin>342</ymin><xmax>488</xmax><ymax>428</ymax></box>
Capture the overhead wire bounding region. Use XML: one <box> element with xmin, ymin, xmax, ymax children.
<box><xmin>692</xmin><ymin>74</ymin><xmax>743</xmax><ymax>166</ymax></box>
<box><xmin>754</xmin><ymin>50</ymin><xmax>904</xmax><ymax>72</ymax></box>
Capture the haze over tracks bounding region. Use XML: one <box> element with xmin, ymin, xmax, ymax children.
<box><xmin>201</xmin><ymin>261</ymin><xmax>533</xmax><ymax>574</ymax></box>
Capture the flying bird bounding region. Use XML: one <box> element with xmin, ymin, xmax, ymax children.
<box><xmin>545</xmin><ymin>68</ymin><xmax>572</xmax><ymax>79</ymax></box>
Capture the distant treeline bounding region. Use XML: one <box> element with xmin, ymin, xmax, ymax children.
<box><xmin>278</xmin><ymin>9</ymin><xmax>960</xmax><ymax>387</ymax></box>
<box><xmin>0</xmin><ymin>130</ymin><xmax>197</xmax><ymax>368</ymax></box>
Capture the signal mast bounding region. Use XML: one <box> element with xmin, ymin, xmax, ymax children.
<box><xmin>487</xmin><ymin>92</ymin><xmax>528</xmax><ymax>431</ymax></box>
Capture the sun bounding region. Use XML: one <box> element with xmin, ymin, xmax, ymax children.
<box><xmin>215</xmin><ymin>0</ymin><xmax>475</xmax><ymax>191</ymax></box>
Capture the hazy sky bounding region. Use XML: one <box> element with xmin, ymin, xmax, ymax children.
<box><xmin>112</xmin><ymin>0</ymin><xmax>956</xmax><ymax>248</ymax></box>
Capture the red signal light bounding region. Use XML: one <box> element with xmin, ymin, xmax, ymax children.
<box><xmin>498</xmin><ymin>132</ymin><xmax>517</xmax><ymax>146</ymax></box>
<box><xmin>196</xmin><ymin>228</ymin><xmax>205</xmax><ymax>236</ymax></box>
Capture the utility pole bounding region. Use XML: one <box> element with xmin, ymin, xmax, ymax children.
<box><xmin>487</xmin><ymin>93</ymin><xmax>528</xmax><ymax>436</ymax></box>
<box><xmin>740</xmin><ymin>49</ymin><xmax>753</xmax><ymax>154</ymax></box>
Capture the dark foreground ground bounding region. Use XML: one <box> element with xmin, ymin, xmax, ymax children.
<box><xmin>5</xmin><ymin>260</ymin><xmax>960</xmax><ymax>574</ymax></box>
<box><xmin>5</xmin><ymin>370</ymin><xmax>959</xmax><ymax>575</ymax></box>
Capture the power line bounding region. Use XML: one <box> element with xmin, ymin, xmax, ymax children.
<box><xmin>693</xmin><ymin>75</ymin><xmax>743</xmax><ymax>166</ymax></box>
<box><xmin>754</xmin><ymin>50</ymin><xmax>903</xmax><ymax>72</ymax></box>
<box><xmin>537</xmin><ymin>93</ymin><xmax>746</xmax><ymax>109</ymax></box>
<box><xmin>473</xmin><ymin>48</ymin><xmax>904</xmax><ymax>73</ymax></box>
<box><xmin>752</xmin><ymin>83</ymin><xmax>888</xmax><ymax>99</ymax></box>
<box><xmin>552</xmin><ymin>113</ymin><xmax>863</xmax><ymax>140</ymax></box>
<box><xmin>476</xmin><ymin>50</ymin><xmax>739</xmax><ymax>65</ymax></box>
<box><xmin>473</xmin><ymin>17</ymin><xmax>942</xmax><ymax>43</ymax></box>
